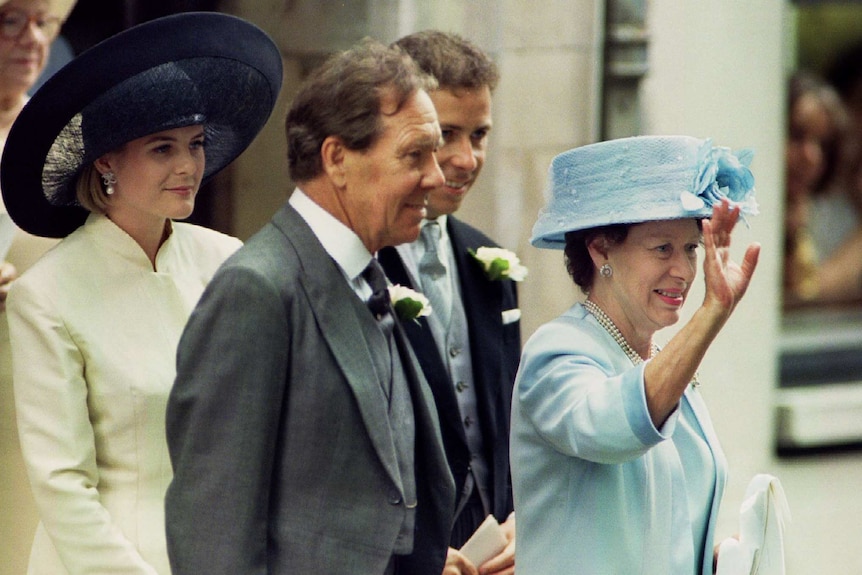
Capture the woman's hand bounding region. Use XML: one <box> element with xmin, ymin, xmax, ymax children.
<box><xmin>644</xmin><ymin>199</ymin><xmax>760</xmax><ymax>427</ymax></box>
<box><xmin>701</xmin><ymin>199</ymin><xmax>760</xmax><ymax>318</ymax></box>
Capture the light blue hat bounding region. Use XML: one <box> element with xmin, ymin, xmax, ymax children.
<box><xmin>530</xmin><ymin>135</ymin><xmax>758</xmax><ymax>249</ymax></box>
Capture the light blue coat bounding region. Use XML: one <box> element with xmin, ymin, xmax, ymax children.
<box><xmin>510</xmin><ymin>303</ymin><xmax>727</xmax><ymax>575</ymax></box>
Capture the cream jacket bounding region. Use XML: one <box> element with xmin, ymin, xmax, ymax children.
<box><xmin>7</xmin><ymin>214</ymin><xmax>241</xmax><ymax>575</ymax></box>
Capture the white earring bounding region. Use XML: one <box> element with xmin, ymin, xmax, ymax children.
<box><xmin>101</xmin><ymin>171</ymin><xmax>116</xmax><ymax>195</ymax></box>
<box><xmin>599</xmin><ymin>263</ymin><xmax>613</xmax><ymax>278</ymax></box>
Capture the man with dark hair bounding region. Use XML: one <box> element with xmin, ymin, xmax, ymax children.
<box><xmin>378</xmin><ymin>30</ymin><xmax>521</xmax><ymax>575</ymax></box>
<box><xmin>165</xmin><ymin>38</ymin><xmax>455</xmax><ymax>575</ymax></box>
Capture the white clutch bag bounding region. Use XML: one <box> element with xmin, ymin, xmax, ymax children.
<box><xmin>716</xmin><ymin>474</ymin><xmax>791</xmax><ymax>575</ymax></box>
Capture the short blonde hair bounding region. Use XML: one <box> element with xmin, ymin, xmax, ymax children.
<box><xmin>75</xmin><ymin>164</ymin><xmax>109</xmax><ymax>214</ymax></box>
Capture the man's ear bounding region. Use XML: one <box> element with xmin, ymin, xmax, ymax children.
<box><xmin>321</xmin><ymin>135</ymin><xmax>347</xmax><ymax>188</ymax></box>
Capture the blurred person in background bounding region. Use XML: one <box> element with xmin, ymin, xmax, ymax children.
<box><xmin>782</xmin><ymin>70</ymin><xmax>862</xmax><ymax>307</ymax></box>
<box><xmin>0</xmin><ymin>0</ymin><xmax>77</xmax><ymax>302</ymax></box>
<box><xmin>797</xmin><ymin>44</ymin><xmax>862</xmax><ymax>307</ymax></box>
<box><xmin>782</xmin><ymin>71</ymin><xmax>851</xmax><ymax>306</ymax></box>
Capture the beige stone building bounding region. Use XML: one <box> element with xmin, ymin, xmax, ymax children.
<box><xmin>3</xmin><ymin>2</ymin><xmax>862</xmax><ymax>574</ymax></box>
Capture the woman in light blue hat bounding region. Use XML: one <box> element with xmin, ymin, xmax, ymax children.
<box><xmin>510</xmin><ymin>135</ymin><xmax>760</xmax><ymax>574</ymax></box>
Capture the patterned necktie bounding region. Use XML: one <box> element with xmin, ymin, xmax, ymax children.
<box><xmin>419</xmin><ymin>221</ymin><xmax>451</xmax><ymax>328</ymax></box>
<box><xmin>362</xmin><ymin>259</ymin><xmax>391</xmax><ymax>322</ymax></box>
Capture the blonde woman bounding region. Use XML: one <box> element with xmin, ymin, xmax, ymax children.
<box><xmin>1</xmin><ymin>13</ymin><xmax>282</xmax><ymax>574</ymax></box>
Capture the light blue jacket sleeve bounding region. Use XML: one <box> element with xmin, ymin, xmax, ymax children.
<box><xmin>516</xmin><ymin>305</ymin><xmax>680</xmax><ymax>464</ymax></box>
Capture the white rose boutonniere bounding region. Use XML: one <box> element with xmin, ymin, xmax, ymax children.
<box><xmin>470</xmin><ymin>247</ymin><xmax>528</xmax><ymax>282</ymax></box>
<box><xmin>388</xmin><ymin>284</ymin><xmax>432</xmax><ymax>323</ymax></box>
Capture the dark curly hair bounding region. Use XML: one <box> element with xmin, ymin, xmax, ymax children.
<box><xmin>563</xmin><ymin>224</ymin><xmax>630</xmax><ymax>293</ymax></box>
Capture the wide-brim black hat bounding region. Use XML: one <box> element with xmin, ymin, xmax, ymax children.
<box><xmin>1</xmin><ymin>11</ymin><xmax>283</xmax><ymax>238</ymax></box>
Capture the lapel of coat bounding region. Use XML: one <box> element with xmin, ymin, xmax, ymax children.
<box><xmin>391</xmin><ymin>311</ymin><xmax>456</xmax><ymax>540</ymax></box>
<box><xmin>683</xmin><ymin>385</ymin><xmax>728</xmax><ymax>572</ymax></box>
<box><xmin>684</xmin><ymin>386</ymin><xmax>728</xmax><ymax>492</ymax></box>
<box><xmin>391</xmin><ymin>317</ymin><xmax>446</xmax><ymax>449</ymax></box>
<box><xmin>273</xmin><ymin>206</ymin><xmax>402</xmax><ymax>487</ymax></box>
<box><xmin>377</xmin><ymin>246</ymin><xmax>468</xmax><ymax>447</ymax></box>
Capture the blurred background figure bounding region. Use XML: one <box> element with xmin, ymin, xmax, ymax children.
<box><xmin>803</xmin><ymin>40</ymin><xmax>862</xmax><ymax>306</ymax></box>
<box><xmin>0</xmin><ymin>0</ymin><xmax>77</xmax><ymax>290</ymax></box>
<box><xmin>784</xmin><ymin>72</ymin><xmax>858</xmax><ymax>307</ymax></box>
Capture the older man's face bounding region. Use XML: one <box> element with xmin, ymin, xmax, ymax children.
<box><xmin>340</xmin><ymin>88</ymin><xmax>444</xmax><ymax>253</ymax></box>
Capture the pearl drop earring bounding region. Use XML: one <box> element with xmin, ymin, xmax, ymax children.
<box><xmin>101</xmin><ymin>171</ymin><xmax>117</xmax><ymax>195</ymax></box>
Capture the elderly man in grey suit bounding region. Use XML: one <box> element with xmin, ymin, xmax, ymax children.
<box><xmin>164</xmin><ymin>39</ymin><xmax>455</xmax><ymax>575</ymax></box>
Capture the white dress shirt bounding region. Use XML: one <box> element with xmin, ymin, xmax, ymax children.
<box><xmin>289</xmin><ymin>188</ymin><xmax>376</xmax><ymax>298</ymax></box>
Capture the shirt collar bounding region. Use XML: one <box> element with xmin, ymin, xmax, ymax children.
<box><xmin>289</xmin><ymin>188</ymin><xmax>372</xmax><ymax>280</ymax></box>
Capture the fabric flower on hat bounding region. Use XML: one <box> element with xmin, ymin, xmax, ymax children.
<box><xmin>683</xmin><ymin>140</ymin><xmax>759</xmax><ymax>218</ymax></box>
<box><xmin>388</xmin><ymin>284</ymin><xmax>431</xmax><ymax>323</ymax></box>
<box><xmin>470</xmin><ymin>247</ymin><xmax>528</xmax><ymax>281</ymax></box>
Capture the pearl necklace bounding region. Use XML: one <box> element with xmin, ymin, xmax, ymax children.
<box><xmin>583</xmin><ymin>299</ymin><xmax>699</xmax><ymax>387</ymax></box>
<box><xmin>583</xmin><ymin>299</ymin><xmax>657</xmax><ymax>365</ymax></box>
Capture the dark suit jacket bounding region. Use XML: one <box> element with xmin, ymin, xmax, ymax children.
<box><xmin>378</xmin><ymin>216</ymin><xmax>521</xmax><ymax>531</ymax></box>
<box><xmin>165</xmin><ymin>203</ymin><xmax>455</xmax><ymax>575</ymax></box>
